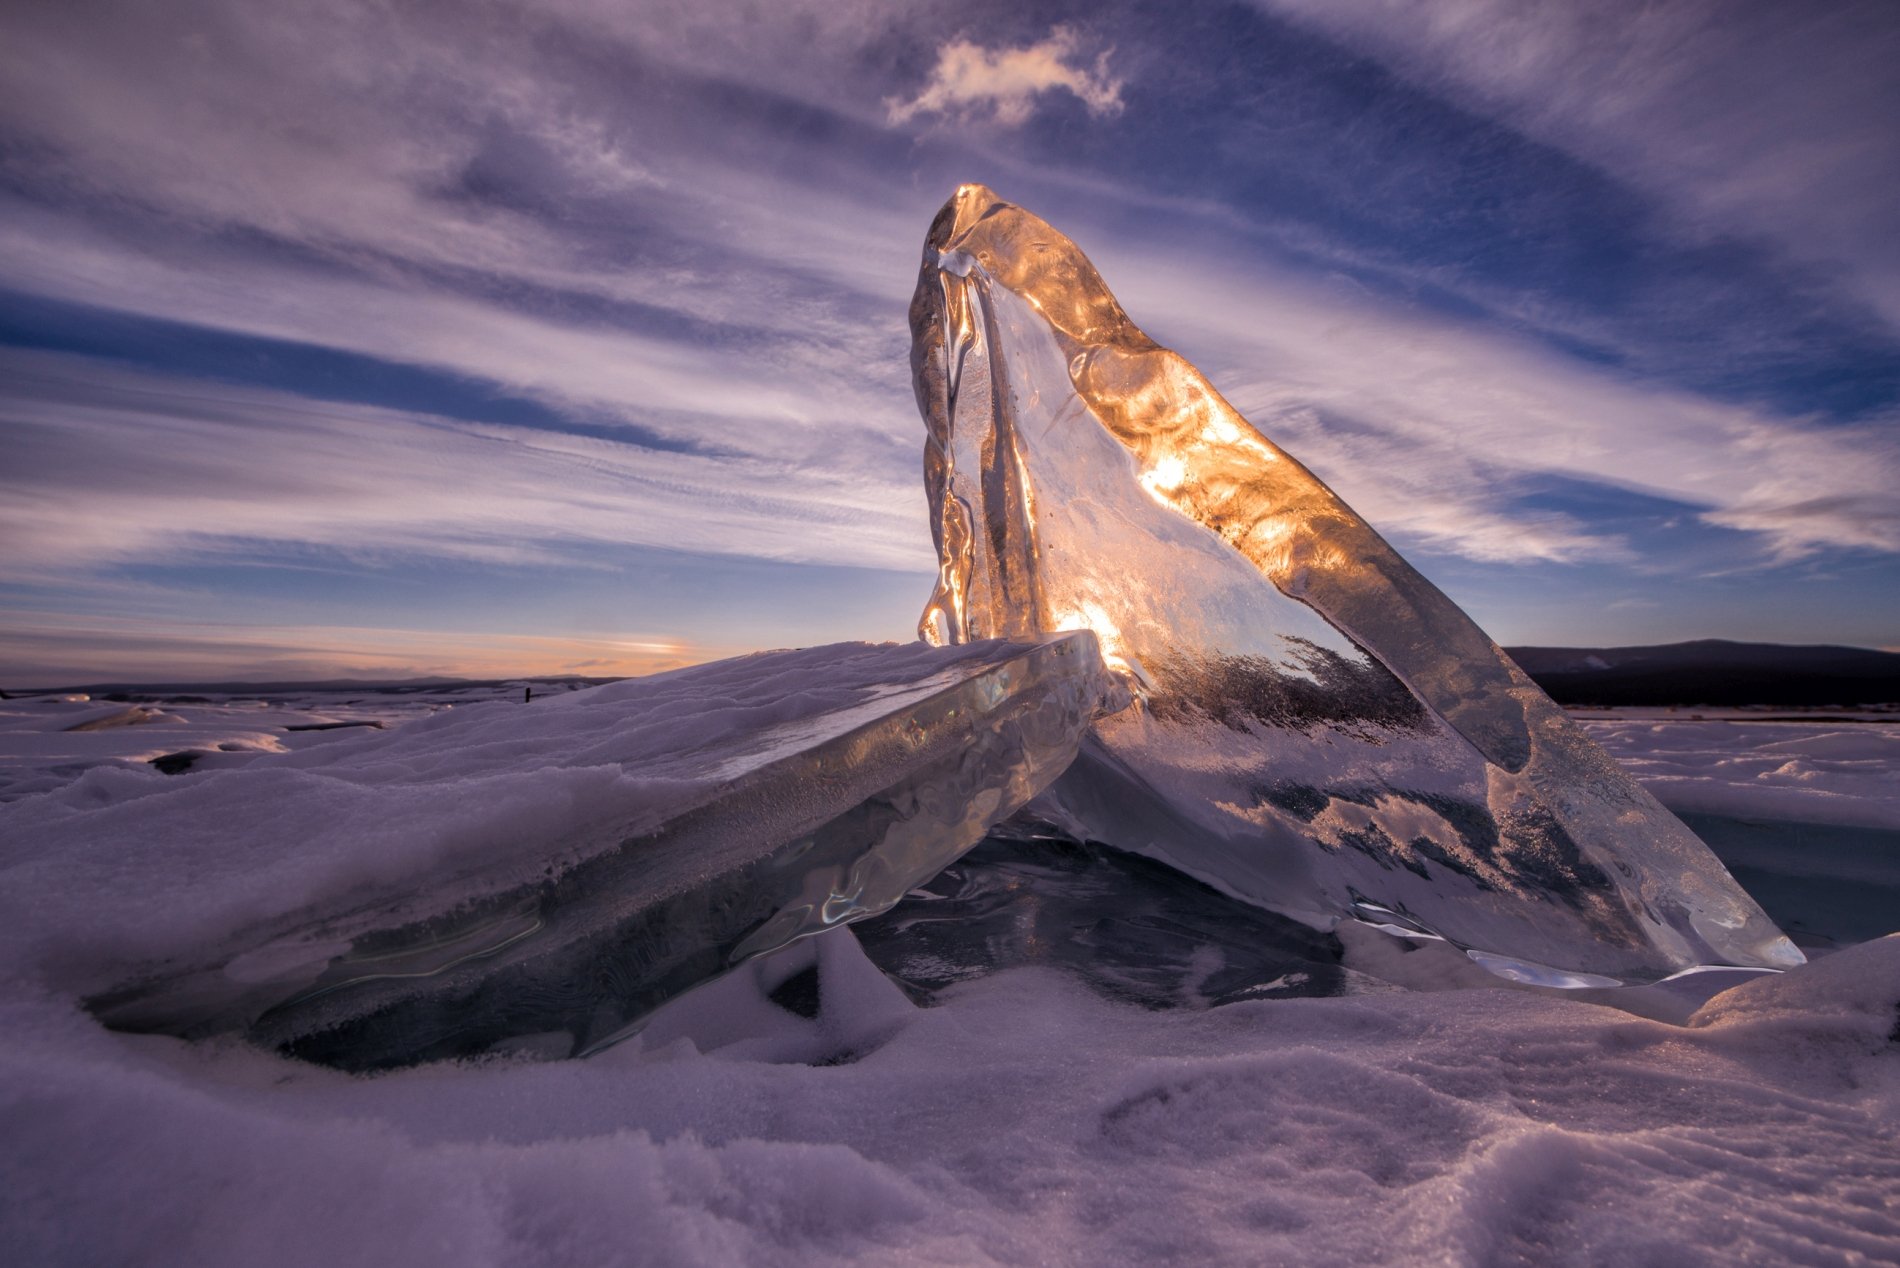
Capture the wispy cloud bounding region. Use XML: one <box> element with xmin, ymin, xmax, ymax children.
<box><xmin>0</xmin><ymin>349</ymin><xmax>934</xmax><ymax>580</ymax></box>
<box><xmin>5</xmin><ymin>0</ymin><xmax>1887</xmax><ymax>575</ymax></box>
<box><xmin>1098</xmin><ymin>236</ymin><xmax>1900</xmax><ymax>565</ymax></box>
<box><xmin>887</xmin><ymin>26</ymin><xmax>1124</xmax><ymax>127</ymax></box>
<box><xmin>1258</xmin><ymin>0</ymin><xmax>1900</xmax><ymax>334</ymax></box>
<box><xmin>0</xmin><ymin>610</ymin><xmax>709</xmax><ymax>685</ymax></box>
<box><xmin>0</xmin><ymin>1</ymin><xmax>928</xmax><ymax>425</ymax></box>
<box><xmin>1</xmin><ymin>0</ymin><xmax>1895</xmax><ymax>675</ymax></box>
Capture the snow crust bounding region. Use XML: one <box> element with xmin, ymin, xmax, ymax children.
<box><xmin>4</xmin><ymin>926</ymin><xmax>1895</xmax><ymax>1266</ymax></box>
<box><xmin>0</xmin><ymin>681</ymin><xmax>609</xmax><ymax>802</ymax></box>
<box><xmin>1579</xmin><ymin>715</ymin><xmax>1900</xmax><ymax>829</ymax></box>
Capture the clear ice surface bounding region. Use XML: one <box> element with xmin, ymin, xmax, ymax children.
<box><xmin>853</xmin><ymin>834</ymin><xmax>1360</xmax><ymax>1008</ymax></box>
<box><xmin>910</xmin><ymin>184</ymin><xmax>1802</xmax><ymax>983</ymax></box>
<box><xmin>89</xmin><ymin>634</ymin><xmax>1120</xmax><ymax>1067</ymax></box>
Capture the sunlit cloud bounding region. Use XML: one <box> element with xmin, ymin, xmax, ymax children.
<box><xmin>0</xmin><ymin>610</ymin><xmax>715</xmax><ymax>686</ymax></box>
<box><xmin>886</xmin><ymin>25</ymin><xmax>1125</xmax><ymax>127</ymax></box>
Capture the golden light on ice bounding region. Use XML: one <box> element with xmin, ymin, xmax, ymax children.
<box><xmin>1138</xmin><ymin>454</ymin><xmax>1188</xmax><ymax>497</ymax></box>
<box><xmin>1049</xmin><ymin>599</ymin><xmax>1132</xmax><ymax>677</ymax></box>
<box><xmin>904</xmin><ymin>180</ymin><xmax>1804</xmax><ymax>980</ymax></box>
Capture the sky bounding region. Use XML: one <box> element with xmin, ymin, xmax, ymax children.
<box><xmin>2</xmin><ymin>0</ymin><xmax>1899</xmax><ymax>685</ymax></box>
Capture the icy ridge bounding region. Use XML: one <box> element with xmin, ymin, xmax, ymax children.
<box><xmin>9</xmin><ymin>635</ymin><xmax>1118</xmax><ymax>1067</ymax></box>
<box><xmin>910</xmin><ymin>183</ymin><xmax>1799</xmax><ymax>982</ymax></box>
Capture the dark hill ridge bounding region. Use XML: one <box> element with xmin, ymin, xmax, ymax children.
<box><xmin>1505</xmin><ymin>639</ymin><xmax>1900</xmax><ymax>707</ymax></box>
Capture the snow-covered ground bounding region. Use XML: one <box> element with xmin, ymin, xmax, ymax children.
<box><xmin>2</xmin><ymin>685</ymin><xmax>1896</xmax><ymax>1265</ymax></box>
<box><xmin>7</xmin><ymin>925</ymin><xmax>1897</xmax><ymax>1266</ymax></box>
<box><xmin>10</xmin><ymin>689</ymin><xmax>1894</xmax><ymax>829</ymax></box>
<box><xmin>0</xmin><ymin>681</ymin><xmax>594</xmax><ymax>803</ymax></box>
<box><xmin>1578</xmin><ymin>713</ymin><xmax>1900</xmax><ymax>830</ymax></box>
<box><xmin>1577</xmin><ymin>714</ymin><xmax>1900</xmax><ymax>951</ymax></box>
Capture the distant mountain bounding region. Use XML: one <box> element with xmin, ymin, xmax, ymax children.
<box><xmin>1504</xmin><ymin>639</ymin><xmax>1900</xmax><ymax>707</ymax></box>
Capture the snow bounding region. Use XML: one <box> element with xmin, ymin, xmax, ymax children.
<box><xmin>1571</xmin><ymin>715</ymin><xmax>1900</xmax><ymax>951</ymax></box>
<box><xmin>1579</xmin><ymin>714</ymin><xmax>1900</xmax><ymax>829</ymax></box>
<box><xmin>0</xmin><ymin>683</ymin><xmax>566</xmax><ymax>803</ymax></box>
<box><xmin>4</xmin><ymin>926</ymin><xmax>1896</xmax><ymax>1266</ymax></box>
<box><xmin>2</xmin><ymin>683</ymin><xmax>1897</xmax><ymax>1265</ymax></box>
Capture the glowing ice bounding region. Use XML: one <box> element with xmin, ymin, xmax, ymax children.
<box><xmin>910</xmin><ymin>184</ymin><xmax>1801</xmax><ymax>982</ymax></box>
<box><xmin>88</xmin><ymin>634</ymin><xmax>1120</xmax><ymax>1067</ymax></box>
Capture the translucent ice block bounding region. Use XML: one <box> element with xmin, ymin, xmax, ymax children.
<box><xmin>909</xmin><ymin>183</ymin><xmax>1801</xmax><ymax>982</ymax></box>
<box><xmin>88</xmin><ymin>634</ymin><xmax>1121</xmax><ymax>1067</ymax></box>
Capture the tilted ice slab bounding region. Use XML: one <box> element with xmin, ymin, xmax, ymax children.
<box><xmin>909</xmin><ymin>184</ymin><xmax>1800</xmax><ymax>983</ymax></box>
<box><xmin>9</xmin><ymin>636</ymin><xmax>1117</xmax><ymax>1067</ymax></box>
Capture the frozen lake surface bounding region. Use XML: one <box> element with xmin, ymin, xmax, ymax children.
<box><xmin>2</xmin><ymin>680</ymin><xmax>1896</xmax><ymax>1265</ymax></box>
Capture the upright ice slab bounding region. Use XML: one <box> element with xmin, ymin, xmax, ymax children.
<box><xmin>82</xmin><ymin>635</ymin><xmax>1120</xmax><ymax>1067</ymax></box>
<box><xmin>911</xmin><ymin>184</ymin><xmax>1800</xmax><ymax>982</ymax></box>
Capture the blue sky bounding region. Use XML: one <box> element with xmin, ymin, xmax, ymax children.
<box><xmin>3</xmin><ymin>0</ymin><xmax>1898</xmax><ymax>683</ymax></box>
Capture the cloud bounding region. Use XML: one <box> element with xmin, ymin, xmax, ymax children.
<box><xmin>0</xmin><ymin>1</ymin><xmax>928</xmax><ymax>379</ymax></box>
<box><xmin>1094</xmin><ymin>235</ymin><xmax>1900</xmax><ymax>565</ymax></box>
<box><xmin>887</xmin><ymin>26</ymin><xmax>1124</xmax><ymax>127</ymax></box>
<box><xmin>1256</xmin><ymin>0</ymin><xmax>1900</xmax><ymax>334</ymax></box>
<box><xmin>2</xmin><ymin>0</ymin><xmax>1894</xmax><ymax>644</ymax></box>
<box><xmin>0</xmin><ymin>0</ymin><xmax>961</xmax><ymax>578</ymax></box>
<box><xmin>0</xmin><ymin>349</ymin><xmax>935</xmax><ymax>581</ymax></box>
<box><xmin>0</xmin><ymin>611</ymin><xmax>708</xmax><ymax>685</ymax></box>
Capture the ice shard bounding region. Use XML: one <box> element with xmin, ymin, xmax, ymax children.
<box><xmin>87</xmin><ymin>635</ymin><xmax>1121</xmax><ymax>1068</ymax></box>
<box><xmin>910</xmin><ymin>183</ymin><xmax>1801</xmax><ymax>983</ymax></box>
